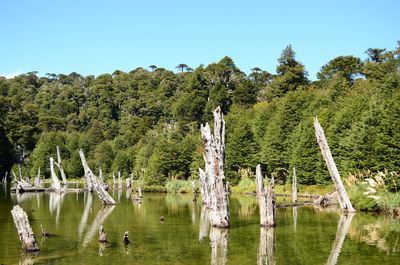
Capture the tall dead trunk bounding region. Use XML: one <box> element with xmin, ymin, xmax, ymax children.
<box><xmin>313</xmin><ymin>117</ymin><xmax>356</xmax><ymax>213</ymax></box>
<box><xmin>200</xmin><ymin>106</ymin><xmax>230</xmax><ymax>228</ymax></box>
<box><xmin>79</xmin><ymin>150</ymin><xmax>116</xmax><ymax>205</ymax></box>
<box><xmin>11</xmin><ymin>205</ymin><xmax>39</xmax><ymax>252</ymax></box>
<box><xmin>292</xmin><ymin>167</ymin><xmax>298</xmax><ymax>202</ymax></box>
<box><xmin>54</xmin><ymin>146</ymin><xmax>67</xmax><ymax>187</ymax></box>
<box><xmin>255</xmin><ymin>164</ymin><xmax>268</xmax><ymax>226</ymax></box>
<box><xmin>80</xmin><ymin>150</ymin><xmax>93</xmax><ymax>192</ymax></box>
<box><xmin>50</xmin><ymin>157</ymin><xmax>62</xmax><ymax>192</ymax></box>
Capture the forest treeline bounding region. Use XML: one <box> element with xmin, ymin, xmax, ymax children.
<box><xmin>0</xmin><ymin>43</ymin><xmax>399</xmax><ymax>186</ymax></box>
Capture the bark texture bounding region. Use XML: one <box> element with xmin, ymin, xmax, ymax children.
<box><xmin>11</xmin><ymin>205</ymin><xmax>39</xmax><ymax>252</ymax></box>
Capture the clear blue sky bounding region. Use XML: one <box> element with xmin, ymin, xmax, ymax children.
<box><xmin>1</xmin><ymin>0</ymin><xmax>399</xmax><ymax>79</ymax></box>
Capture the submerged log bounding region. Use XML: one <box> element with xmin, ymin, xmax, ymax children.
<box><xmin>79</xmin><ymin>150</ymin><xmax>116</xmax><ymax>205</ymax></box>
<box><xmin>313</xmin><ymin>117</ymin><xmax>355</xmax><ymax>213</ymax></box>
<box><xmin>200</xmin><ymin>106</ymin><xmax>230</xmax><ymax>228</ymax></box>
<box><xmin>255</xmin><ymin>164</ymin><xmax>268</xmax><ymax>227</ymax></box>
<box><xmin>292</xmin><ymin>167</ymin><xmax>298</xmax><ymax>202</ymax></box>
<box><xmin>40</xmin><ymin>224</ymin><xmax>55</xmax><ymax>237</ymax></box>
<box><xmin>11</xmin><ymin>205</ymin><xmax>39</xmax><ymax>252</ymax></box>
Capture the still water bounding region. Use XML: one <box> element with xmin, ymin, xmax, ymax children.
<box><xmin>0</xmin><ymin>184</ymin><xmax>399</xmax><ymax>264</ymax></box>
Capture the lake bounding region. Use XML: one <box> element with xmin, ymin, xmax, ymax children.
<box><xmin>0</xmin><ymin>184</ymin><xmax>399</xmax><ymax>264</ymax></box>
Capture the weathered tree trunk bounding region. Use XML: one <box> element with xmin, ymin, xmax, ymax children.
<box><xmin>13</xmin><ymin>171</ymin><xmax>32</xmax><ymax>191</ymax></box>
<box><xmin>210</xmin><ymin>227</ymin><xmax>228</xmax><ymax>265</ymax></box>
<box><xmin>255</xmin><ymin>164</ymin><xmax>268</xmax><ymax>226</ymax></box>
<box><xmin>326</xmin><ymin>213</ymin><xmax>355</xmax><ymax>265</ymax></box>
<box><xmin>313</xmin><ymin>117</ymin><xmax>356</xmax><ymax>213</ymax></box>
<box><xmin>79</xmin><ymin>150</ymin><xmax>93</xmax><ymax>192</ymax></box>
<box><xmin>266</xmin><ymin>176</ymin><xmax>276</xmax><ymax>227</ymax></box>
<box><xmin>112</xmin><ymin>171</ymin><xmax>116</xmax><ymax>190</ymax></box>
<box><xmin>199</xmin><ymin>168</ymin><xmax>211</xmax><ymax>207</ymax></box>
<box><xmin>292</xmin><ymin>167</ymin><xmax>298</xmax><ymax>202</ymax></box>
<box><xmin>2</xmin><ymin>171</ymin><xmax>8</xmax><ymax>183</ymax></box>
<box><xmin>79</xmin><ymin>150</ymin><xmax>116</xmax><ymax>205</ymax></box>
<box><xmin>54</xmin><ymin>145</ymin><xmax>68</xmax><ymax>187</ymax></box>
<box><xmin>50</xmin><ymin>157</ymin><xmax>62</xmax><ymax>192</ymax></box>
<box><xmin>11</xmin><ymin>205</ymin><xmax>39</xmax><ymax>252</ymax></box>
<box><xmin>34</xmin><ymin>168</ymin><xmax>42</xmax><ymax>188</ymax></box>
<box><xmin>200</xmin><ymin>106</ymin><xmax>230</xmax><ymax>228</ymax></box>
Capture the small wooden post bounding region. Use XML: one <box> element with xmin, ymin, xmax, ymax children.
<box><xmin>292</xmin><ymin>167</ymin><xmax>298</xmax><ymax>202</ymax></box>
<box><xmin>200</xmin><ymin>106</ymin><xmax>230</xmax><ymax>228</ymax></box>
<box><xmin>256</xmin><ymin>164</ymin><xmax>268</xmax><ymax>226</ymax></box>
<box><xmin>313</xmin><ymin>117</ymin><xmax>356</xmax><ymax>213</ymax></box>
<box><xmin>11</xmin><ymin>205</ymin><xmax>39</xmax><ymax>252</ymax></box>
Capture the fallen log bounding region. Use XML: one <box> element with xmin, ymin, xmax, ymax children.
<box><xmin>11</xmin><ymin>205</ymin><xmax>39</xmax><ymax>252</ymax></box>
<box><xmin>314</xmin><ymin>117</ymin><xmax>356</xmax><ymax>213</ymax></box>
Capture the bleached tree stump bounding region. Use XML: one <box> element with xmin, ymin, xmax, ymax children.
<box><xmin>292</xmin><ymin>167</ymin><xmax>298</xmax><ymax>203</ymax></box>
<box><xmin>313</xmin><ymin>117</ymin><xmax>356</xmax><ymax>213</ymax></box>
<box><xmin>256</xmin><ymin>165</ymin><xmax>276</xmax><ymax>227</ymax></box>
<box><xmin>256</xmin><ymin>165</ymin><xmax>268</xmax><ymax>226</ymax></box>
<box><xmin>11</xmin><ymin>205</ymin><xmax>39</xmax><ymax>252</ymax></box>
<box><xmin>200</xmin><ymin>106</ymin><xmax>230</xmax><ymax>228</ymax></box>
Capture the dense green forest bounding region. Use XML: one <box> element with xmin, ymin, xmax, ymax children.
<box><xmin>0</xmin><ymin>43</ymin><xmax>399</xmax><ymax>187</ymax></box>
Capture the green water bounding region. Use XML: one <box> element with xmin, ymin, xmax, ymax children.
<box><xmin>1</xmin><ymin>184</ymin><xmax>400</xmax><ymax>265</ymax></box>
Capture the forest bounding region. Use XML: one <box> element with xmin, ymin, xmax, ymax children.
<box><xmin>0</xmin><ymin>43</ymin><xmax>399</xmax><ymax>190</ymax></box>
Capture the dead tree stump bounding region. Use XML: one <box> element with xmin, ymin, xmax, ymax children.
<box><xmin>200</xmin><ymin>106</ymin><xmax>230</xmax><ymax>228</ymax></box>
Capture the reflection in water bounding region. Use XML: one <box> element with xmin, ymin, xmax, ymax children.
<box><xmin>258</xmin><ymin>227</ymin><xmax>275</xmax><ymax>265</ymax></box>
<box><xmin>210</xmin><ymin>227</ymin><xmax>228</xmax><ymax>265</ymax></box>
<box><xmin>118</xmin><ymin>189</ymin><xmax>122</xmax><ymax>202</ymax></box>
<box><xmin>82</xmin><ymin>205</ymin><xmax>115</xmax><ymax>247</ymax></box>
<box><xmin>234</xmin><ymin>195</ymin><xmax>257</xmax><ymax>220</ymax></box>
<box><xmin>99</xmin><ymin>242</ymin><xmax>107</xmax><ymax>256</ymax></box>
<box><xmin>12</xmin><ymin>192</ymin><xmax>37</xmax><ymax>204</ymax></box>
<box><xmin>19</xmin><ymin>251</ymin><xmax>39</xmax><ymax>265</ymax></box>
<box><xmin>326</xmin><ymin>213</ymin><xmax>355</xmax><ymax>265</ymax></box>
<box><xmin>199</xmin><ymin>207</ymin><xmax>210</xmax><ymax>241</ymax></box>
<box><xmin>293</xmin><ymin>206</ymin><xmax>297</xmax><ymax>231</ymax></box>
<box><xmin>49</xmin><ymin>192</ymin><xmax>65</xmax><ymax>227</ymax></box>
<box><xmin>79</xmin><ymin>192</ymin><xmax>93</xmax><ymax>239</ymax></box>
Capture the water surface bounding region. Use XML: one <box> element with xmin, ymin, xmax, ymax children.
<box><xmin>0</xmin><ymin>184</ymin><xmax>399</xmax><ymax>264</ymax></box>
